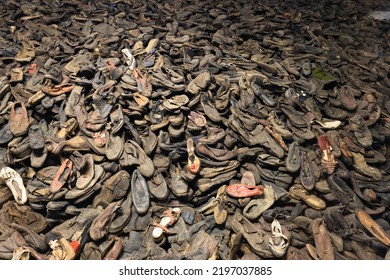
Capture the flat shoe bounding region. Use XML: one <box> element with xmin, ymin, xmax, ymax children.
<box><xmin>131</xmin><ymin>169</ymin><xmax>150</xmax><ymax>215</ymax></box>
<box><xmin>105</xmin><ymin>129</ymin><xmax>124</xmax><ymax>161</ymax></box>
<box><xmin>0</xmin><ymin>167</ymin><xmax>27</xmax><ymax>205</ymax></box>
<box><xmin>50</xmin><ymin>159</ymin><xmax>73</xmax><ymax>194</ymax></box>
<box><xmin>76</xmin><ymin>154</ymin><xmax>94</xmax><ymax>190</ymax></box>
<box><xmin>28</xmin><ymin>125</ymin><xmax>45</xmax><ymax>150</ymax></box>
<box><xmin>41</xmin><ymin>84</ymin><xmax>75</xmax><ymax>96</ymax></box>
<box><xmin>147</xmin><ymin>170</ymin><xmax>169</xmax><ymax>201</ymax></box>
<box><xmin>89</xmin><ymin>201</ymin><xmax>121</xmax><ymax>241</ymax></box>
<box><xmin>286</xmin><ymin>141</ymin><xmax>300</xmax><ymax>173</ymax></box>
<box><xmin>9</xmin><ymin>102</ymin><xmax>30</xmax><ymax>137</ymax></box>
<box><xmin>0</xmin><ymin>123</ymin><xmax>14</xmax><ymax>145</ymax></box>
<box><xmin>355</xmin><ymin>209</ymin><xmax>390</xmax><ymax>247</ymax></box>
<box><xmin>226</xmin><ymin>184</ymin><xmax>264</xmax><ymax>198</ymax></box>
<box><xmin>108</xmin><ymin>190</ymin><xmax>132</xmax><ymax>234</ymax></box>
<box><xmin>300</xmin><ymin>151</ymin><xmax>315</xmax><ymax>190</ymax></box>
<box><xmin>310</xmin><ymin>218</ymin><xmax>334</xmax><ymax>260</ymax></box>
<box><xmin>92</xmin><ymin>170</ymin><xmax>131</xmax><ymax>208</ymax></box>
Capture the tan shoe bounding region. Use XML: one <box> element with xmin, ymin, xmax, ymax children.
<box><xmin>187</xmin><ymin>71</ymin><xmax>211</xmax><ymax>95</ymax></box>
<box><xmin>355</xmin><ymin>209</ymin><xmax>390</xmax><ymax>247</ymax></box>
<box><xmin>9</xmin><ymin>102</ymin><xmax>29</xmax><ymax>137</ymax></box>
<box><xmin>289</xmin><ymin>184</ymin><xmax>326</xmax><ymax>210</ymax></box>
<box><xmin>49</xmin><ymin>238</ymin><xmax>76</xmax><ymax>260</ymax></box>
<box><xmin>310</xmin><ymin>218</ymin><xmax>334</xmax><ymax>260</ymax></box>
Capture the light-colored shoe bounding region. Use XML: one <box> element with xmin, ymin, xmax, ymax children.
<box><xmin>268</xmin><ymin>219</ymin><xmax>290</xmax><ymax>257</ymax></box>
<box><xmin>0</xmin><ymin>167</ymin><xmax>27</xmax><ymax>204</ymax></box>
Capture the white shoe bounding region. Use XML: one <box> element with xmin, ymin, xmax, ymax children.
<box><xmin>0</xmin><ymin>167</ymin><xmax>27</xmax><ymax>205</ymax></box>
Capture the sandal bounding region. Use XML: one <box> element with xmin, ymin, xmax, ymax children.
<box><xmin>268</xmin><ymin>219</ymin><xmax>289</xmax><ymax>257</ymax></box>
<box><xmin>49</xmin><ymin>238</ymin><xmax>76</xmax><ymax>260</ymax></box>
<box><xmin>187</xmin><ymin>138</ymin><xmax>201</xmax><ymax>174</ymax></box>
<box><xmin>152</xmin><ymin>207</ymin><xmax>181</xmax><ymax>241</ymax></box>
<box><xmin>12</xmin><ymin>247</ymin><xmax>30</xmax><ymax>260</ymax></box>
<box><xmin>318</xmin><ymin>135</ymin><xmax>337</xmax><ymax>174</ymax></box>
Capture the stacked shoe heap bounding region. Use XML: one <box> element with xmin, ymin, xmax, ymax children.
<box><xmin>1</xmin><ymin>0</ymin><xmax>390</xmax><ymax>260</ymax></box>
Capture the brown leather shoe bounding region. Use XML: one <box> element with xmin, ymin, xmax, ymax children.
<box><xmin>196</xmin><ymin>142</ymin><xmax>237</xmax><ymax>161</ymax></box>
<box><xmin>355</xmin><ymin>209</ymin><xmax>390</xmax><ymax>247</ymax></box>
<box><xmin>131</xmin><ymin>169</ymin><xmax>150</xmax><ymax>215</ymax></box>
<box><xmin>9</xmin><ymin>102</ymin><xmax>30</xmax><ymax>137</ymax></box>
<box><xmin>310</xmin><ymin>218</ymin><xmax>334</xmax><ymax>260</ymax></box>
<box><xmin>90</xmin><ymin>201</ymin><xmax>121</xmax><ymax>241</ymax></box>
<box><xmin>351</xmin><ymin>152</ymin><xmax>382</xmax><ymax>181</ymax></box>
<box><xmin>0</xmin><ymin>201</ymin><xmax>47</xmax><ymax>233</ymax></box>
<box><xmin>41</xmin><ymin>84</ymin><xmax>75</xmax><ymax>96</ymax></box>
<box><xmin>339</xmin><ymin>85</ymin><xmax>357</xmax><ymax>111</ymax></box>
<box><xmin>102</xmin><ymin>237</ymin><xmax>123</xmax><ymax>260</ymax></box>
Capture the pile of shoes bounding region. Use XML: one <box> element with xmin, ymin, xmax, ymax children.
<box><xmin>1</xmin><ymin>0</ymin><xmax>390</xmax><ymax>260</ymax></box>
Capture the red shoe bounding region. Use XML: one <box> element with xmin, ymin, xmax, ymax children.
<box><xmin>226</xmin><ymin>184</ymin><xmax>264</xmax><ymax>198</ymax></box>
